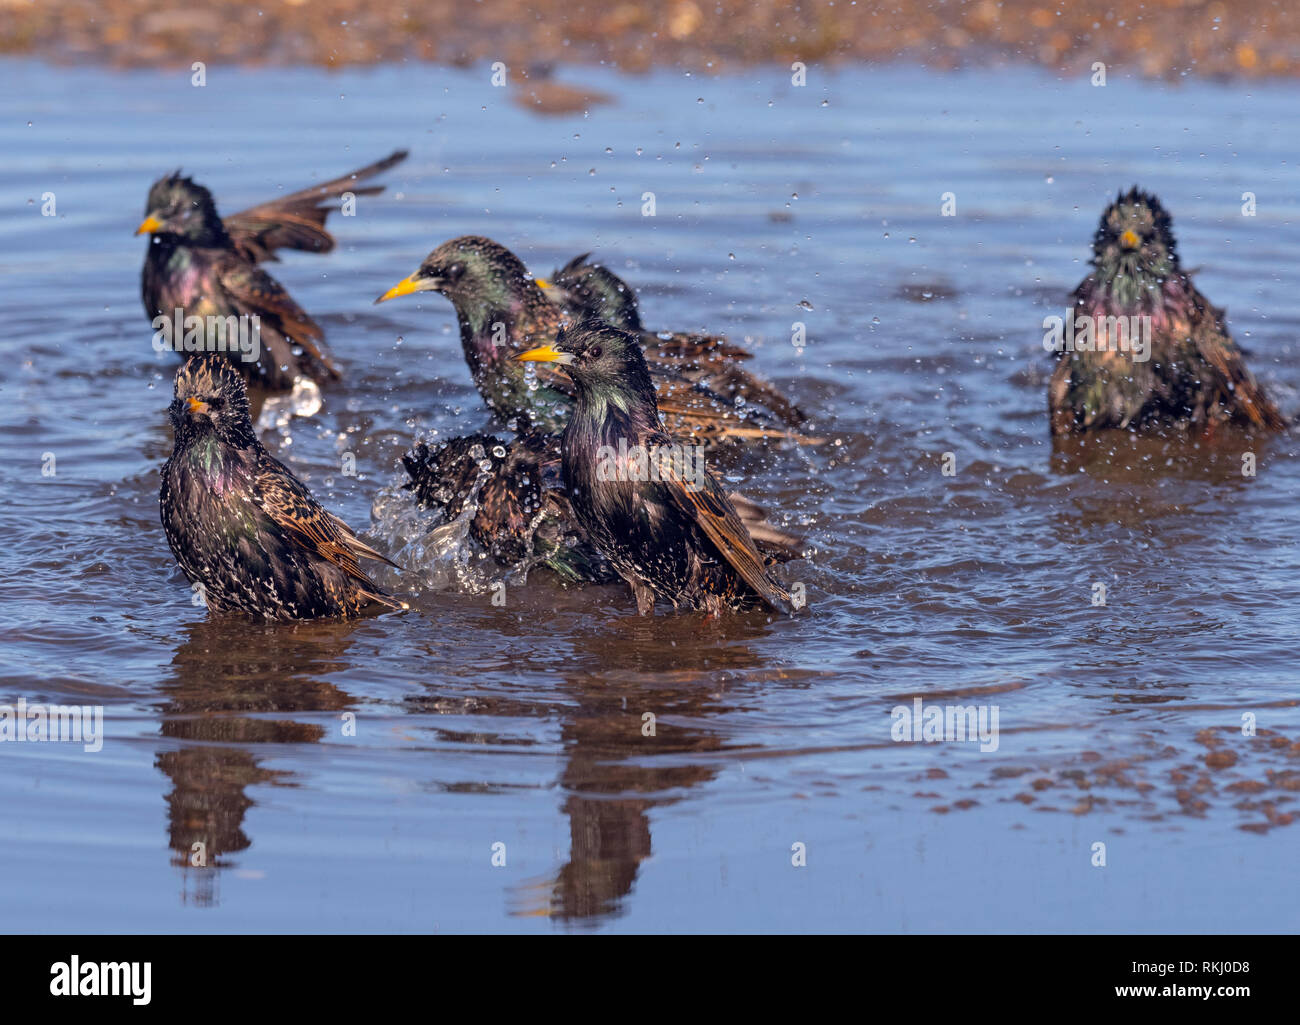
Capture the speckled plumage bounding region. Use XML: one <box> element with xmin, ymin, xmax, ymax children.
<box><xmin>401</xmin><ymin>432</ymin><xmax>616</xmax><ymax>584</ymax></box>
<box><xmin>518</xmin><ymin>319</ymin><xmax>798</xmax><ymax>615</ymax></box>
<box><xmin>160</xmin><ymin>355</ymin><xmax>405</xmax><ymax>620</ymax></box>
<box><xmin>376</xmin><ymin>236</ymin><xmax>814</xmax><ymax>443</ymax></box>
<box><xmin>1049</xmin><ymin>187</ymin><xmax>1286</xmax><ymax>434</ymax></box>
<box><xmin>140</xmin><ymin>150</ymin><xmax>407</xmax><ymax>390</ymax></box>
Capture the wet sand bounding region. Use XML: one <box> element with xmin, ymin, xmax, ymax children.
<box><xmin>2</xmin><ymin>0</ymin><xmax>1298</xmax><ymax>80</ymax></box>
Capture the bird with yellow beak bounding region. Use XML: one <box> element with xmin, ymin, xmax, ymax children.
<box><xmin>1048</xmin><ymin>186</ymin><xmax>1285</xmax><ymax>435</ymax></box>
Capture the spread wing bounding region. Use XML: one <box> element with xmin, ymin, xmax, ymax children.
<box><xmin>224</xmin><ymin>149</ymin><xmax>408</xmax><ymax>263</ymax></box>
<box><xmin>657</xmin><ymin>454</ymin><xmax>794</xmax><ymax>614</ymax></box>
<box><xmin>218</xmin><ymin>256</ymin><xmax>340</xmax><ymax>381</ymax></box>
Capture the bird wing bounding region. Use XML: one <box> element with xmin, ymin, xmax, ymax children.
<box><xmin>657</xmin><ymin>456</ymin><xmax>794</xmax><ymax>614</ymax></box>
<box><xmin>218</xmin><ymin>257</ymin><xmax>340</xmax><ymax>381</ymax></box>
<box><xmin>642</xmin><ymin>331</ymin><xmax>811</xmax><ymax>427</ymax></box>
<box><xmin>652</xmin><ymin>375</ymin><xmax>820</xmax><ymax>444</ymax></box>
<box><xmin>255</xmin><ymin>456</ymin><xmax>403</xmax><ymax>584</ymax></box>
<box><xmin>1188</xmin><ymin>296</ymin><xmax>1287</xmax><ymax>430</ymax></box>
<box><xmin>224</xmin><ymin>149</ymin><xmax>408</xmax><ymax>263</ymax></box>
<box><xmin>643</xmin><ymin>330</ymin><xmax>753</xmax><ymax>363</ymax></box>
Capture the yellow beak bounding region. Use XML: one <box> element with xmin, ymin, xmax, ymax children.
<box><xmin>186</xmin><ymin>396</ymin><xmax>210</xmax><ymax>415</ymax></box>
<box><xmin>135</xmin><ymin>215</ymin><xmax>163</xmax><ymax>236</ymax></box>
<box><xmin>1120</xmin><ymin>229</ymin><xmax>1140</xmax><ymax>250</ymax></box>
<box><xmin>374</xmin><ymin>272</ymin><xmax>426</xmax><ymax>304</ymax></box>
<box><xmin>534</xmin><ymin>278</ymin><xmax>553</xmax><ymax>290</ymax></box>
<box><xmin>513</xmin><ymin>344</ymin><xmax>566</xmax><ymax>363</ymax></box>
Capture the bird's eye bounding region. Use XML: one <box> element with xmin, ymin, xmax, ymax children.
<box><xmin>208</xmin><ymin>397</ymin><xmax>224</xmax><ymax>411</ymax></box>
<box><xmin>587</xmin><ymin>344</ymin><xmax>603</xmax><ymax>360</ymax></box>
<box><xmin>445</xmin><ymin>263</ymin><xmax>465</xmax><ymax>282</ymax></box>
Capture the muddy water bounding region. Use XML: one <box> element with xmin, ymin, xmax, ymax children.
<box><xmin>2</xmin><ymin>60</ymin><xmax>1299</xmax><ymax>931</ymax></box>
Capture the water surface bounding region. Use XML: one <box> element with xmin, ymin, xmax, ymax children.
<box><xmin>3</xmin><ymin>60</ymin><xmax>1299</xmax><ymax>932</ymax></box>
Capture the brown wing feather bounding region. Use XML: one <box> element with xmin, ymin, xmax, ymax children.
<box><xmin>218</xmin><ymin>258</ymin><xmax>341</xmax><ymax>381</ymax></box>
<box><xmin>652</xmin><ymin>377</ymin><xmax>820</xmax><ymax>445</ymax></box>
<box><xmin>225</xmin><ymin>150</ymin><xmax>408</xmax><ymax>262</ymax></box>
<box><xmin>643</xmin><ymin>331</ymin><xmax>809</xmax><ymax>425</ymax></box>
<box><xmin>658</xmin><ymin>460</ymin><xmax>794</xmax><ymax>614</ymax></box>
<box><xmin>644</xmin><ymin>330</ymin><xmax>754</xmax><ymax>363</ymax></box>
<box><xmin>1189</xmin><ymin>298</ymin><xmax>1287</xmax><ymax>431</ymax></box>
<box><xmin>256</xmin><ymin>459</ymin><xmax>405</xmax><ymax>608</ymax></box>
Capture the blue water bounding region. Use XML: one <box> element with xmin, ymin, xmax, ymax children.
<box><xmin>2</xmin><ymin>58</ymin><xmax>1299</xmax><ymax>931</ymax></box>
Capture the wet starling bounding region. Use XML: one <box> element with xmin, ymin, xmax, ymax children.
<box><xmin>375</xmin><ymin>235</ymin><xmax>814</xmax><ymax>443</ymax></box>
<box><xmin>515</xmin><ymin>319</ymin><xmax>798</xmax><ymax>615</ymax></box>
<box><xmin>160</xmin><ymin>355</ymin><xmax>407</xmax><ymax>620</ymax></box>
<box><xmin>139</xmin><ymin>150</ymin><xmax>408</xmax><ymax>390</ymax></box>
<box><xmin>1049</xmin><ymin>187</ymin><xmax>1286</xmax><ymax>434</ymax></box>
<box><xmin>538</xmin><ymin>253</ymin><xmax>807</xmax><ymax>425</ymax></box>
<box><xmin>401</xmin><ymin>431</ymin><xmax>617</xmax><ymax>584</ymax></box>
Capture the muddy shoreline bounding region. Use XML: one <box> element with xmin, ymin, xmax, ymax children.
<box><xmin>3</xmin><ymin>0</ymin><xmax>1297</xmax><ymax>80</ymax></box>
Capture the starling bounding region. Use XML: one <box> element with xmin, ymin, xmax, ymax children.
<box><xmin>401</xmin><ymin>431</ymin><xmax>617</xmax><ymax>584</ymax></box>
<box><xmin>515</xmin><ymin>319</ymin><xmax>798</xmax><ymax>615</ymax></box>
<box><xmin>539</xmin><ymin>253</ymin><xmax>808</xmax><ymax>425</ymax></box>
<box><xmin>375</xmin><ymin>235</ymin><xmax>814</xmax><ymax>443</ymax></box>
<box><xmin>139</xmin><ymin>149</ymin><xmax>408</xmax><ymax>390</ymax></box>
<box><xmin>1049</xmin><ymin>187</ymin><xmax>1286</xmax><ymax>434</ymax></box>
<box><xmin>160</xmin><ymin>355</ymin><xmax>407</xmax><ymax>620</ymax></box>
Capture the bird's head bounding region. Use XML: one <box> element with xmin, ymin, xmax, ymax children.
<box><xmin>136</xmin><ymin>172</ymin><xmax>226</xmax><ymax>244</ymax></box>
<box><xmin>375</xmin><ymin>235</ymin><xmax>539</xmax><ymax>314</ymax></box>
<box><xmin>537</xmin><ymin>254</ymin><xmax>644</xmax><ymax>332</ymax></box>
<box><xmin>1092</xmin><ymin>186</ymin><xmax>1180</xmax><ymax>282</ymax></box>
<box><xmin>513</xmin><ymin>317</ymin><xmax>656</xmax><ymax>411</ymax></box>
<box><xmin>168</xmin><ymin>355</ymin><xmax>257</xmax><ymax>449</ymax></box>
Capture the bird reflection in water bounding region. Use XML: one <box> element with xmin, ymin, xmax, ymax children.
<box><xmin>508</xmin><ymin>613</ymin><xmax>777</xmax><ymax>923</ymax></box>
<box><xmin>156</xmin><ymin>616</ymin><xmax>365</xmax><ymax>906</ymax></box>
